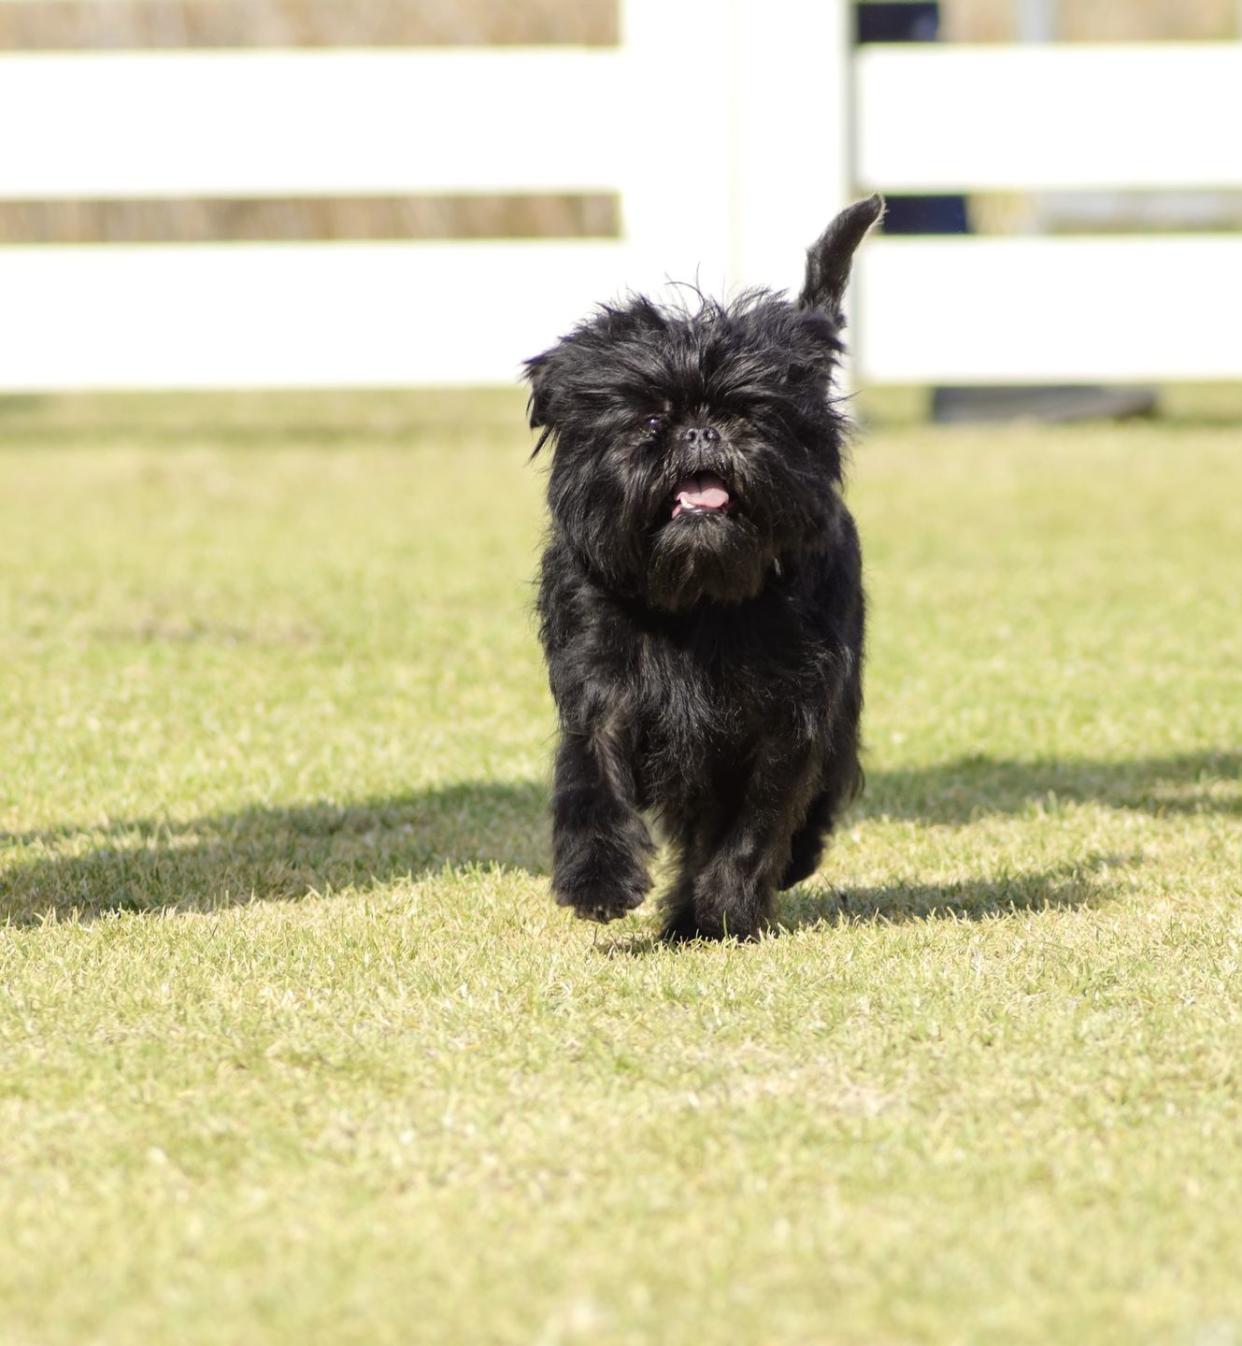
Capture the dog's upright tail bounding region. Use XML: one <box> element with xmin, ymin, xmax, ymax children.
<box><xmin>798</xmin><ymin>195</ymin><xmax>885</xmax><ymax>322</ymax></box>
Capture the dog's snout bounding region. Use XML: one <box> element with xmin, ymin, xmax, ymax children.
<box><xmin>679</xmin><ymin>425</ymin><xmax>720</xmax><ymax>446</ymax></box>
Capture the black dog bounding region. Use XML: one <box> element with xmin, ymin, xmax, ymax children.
<box><xmin>525</xmin><ymin>196</ymin><xmax>882</xmax><ymax>940</ymax></box>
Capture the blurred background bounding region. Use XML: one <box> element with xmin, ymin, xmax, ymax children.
<box><xmin>2</xmin><ymin>0</ymin><xmax>1240</xmax><ymax>412</ymax></box>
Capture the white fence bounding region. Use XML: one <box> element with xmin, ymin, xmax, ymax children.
<box><xmin>853</xmin><ymin>42</ymin><xmax>1242</xmax><ymax>382</ymax></box>
<box><xmin>0</xmin><ymin>0</ymin><xmax>1239</xmax><ymax>391</ymax></box>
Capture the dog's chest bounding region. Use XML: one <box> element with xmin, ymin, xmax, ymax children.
<box><xmin>630</xmin><ymin>607</ymin><xmax>822</xmax><ymax>760</ymax></box>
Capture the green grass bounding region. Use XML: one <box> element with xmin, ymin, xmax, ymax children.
<box><xmin>1</xmin><ymin>390</ymin><xmax>1239</xmax><ymax>1346</ymax></box>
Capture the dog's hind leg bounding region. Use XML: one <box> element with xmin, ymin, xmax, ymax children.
<box><xmin>676</xmin><ymin>739</ymin><xmax>823</xmax><ymax>941</ymax></box>
<box><xmin>779</xmin><ymin>747</ymin><xmax>862</xmax><ymax>890</ymax></box>
<box><xmin>550</xmin><ymin>717</ymin><xmax>654</xmax><ymax>924</ymax></box>
<box><xmin>780</xmin><ymin>788</ymin><xmax>835</xmax><ymax>891</ymax></box>
<box><xmin>658</xmin><ymin>873</ymin><xmax>700</xmax><ymax>943</ymax></box>
<box><xmin>781</xmin><ymin>672</ymin><xmax>865</xmax><ymax>890</ymax></box>
<box><xmin>658</xmin><ymin>821</ymin><xmax>716</xmax><ymax>942</ymax></box>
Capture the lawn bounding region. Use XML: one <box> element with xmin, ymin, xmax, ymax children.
<box><xmin>1</xmin><ymin>389</ymin><xmax>1239</xmax><ymax>1346</ymax></box>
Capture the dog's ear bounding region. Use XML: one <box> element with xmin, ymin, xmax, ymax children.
<box><xmin>523</xmin><ymin>346</ymin><xmax>564</xmax><ymax>456</ymax></box>
<box><xmin>798</xmin><ymin>195</ymin><xmax>884</xmax><ymax>317</ymax></box>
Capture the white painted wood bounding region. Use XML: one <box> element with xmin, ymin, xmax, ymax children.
<box><xmin>0</xmin><ymin>50</ymin><xmax>625</xmax><ymax>199</ymax></box>
<box><xmin>856</xmin><ymin>236</ymin><xmax>1242</xmax><ymax>383</ymax></box>
<box><xmin>856</xmin><ymin>44</ymin><xmax>1242</xmax><ymax>191</ymax></box>
<box><xmin>7</xmin><ymin>235</ymin><xmax>1235</xmax><ymax>393</ymax></box>
<box><xmin>614</xmin><ymin>0</ymin><xmax>734</xmax><ymax>298</ymax></box>
<box><xmin>615</xmin><ymin>0</ymin><xmax>855</xmax><ymax>299</ymax></box>
<box><xmin>1</xmin><ymin>19</ymin><xmax>1239</xmax><ymax>389</ymax></box>
<box><xmin>0</xmin><ymin>242</ymin><xmax>633</xmax><ymax>390</ymax></box>
<box><xmin>727</xmin><ymin>0</ymin><xmax>853</xmax><ymax>296</ymax></box>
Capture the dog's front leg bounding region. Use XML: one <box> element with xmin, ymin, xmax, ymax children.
<box><xmin>679</xmin><ymin>740</ymin><xmax>820</xmax><ymax>940</ymax></box>
<box><xmin>550</xmin><ymin>717</ymin><xmax>654</xmax><ymax>924</ymax></box>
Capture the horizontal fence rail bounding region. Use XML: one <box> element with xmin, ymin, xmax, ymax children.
<box><xmin>856</xmin><ymin>44</ymin><xmax>1242</xmax><ymax>192</ymax></box>
<box><xmin>0</xmin><ymin>50</ymin><xmax>626</xmax><ymax>198</ymax></box>
<box><xmin>0</xmin><ymin>242</ymin><xmax>629</xmax><ymax>388</ymax></box>
<box><xmin>857</xmin><ymin>236</ymin><xmax>1242</xmax><ymax>384</ymax></box>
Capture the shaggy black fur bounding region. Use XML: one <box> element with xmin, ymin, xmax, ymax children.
<box><xmin>525</xmin><ymin>196</ymin><xmax>883</xmax><ymax>940</ymax></box>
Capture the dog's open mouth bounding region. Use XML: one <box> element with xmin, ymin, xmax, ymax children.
<box><xmin>671</xmin><ymin>473</ymin><xmax>731</xmax><ymax>519</ymax></box>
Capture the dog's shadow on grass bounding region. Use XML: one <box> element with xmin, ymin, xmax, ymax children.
<box><xmin>598</xmin><ymin>853</ymin><xmax>1133</xmax><ymax>955</ymax></box>
<box><xmin>775</xmin><ymin>852</ymin><xmax>1132</xmax><ymax>935</ymax></box>
<box><xmin>2</xmin><ymin>748</ymin><xmax>1235</xmax><ymax>928</ymax></box>
<box><xmin>859</xmin><ymin>749</ymin><xmax>1239</xmax><ymax>825</ymax></box>
<box><xmin>777</xmin><ymin>747</ymin><xmax>1236</xmax><ymax>937</ymax></box>
<box><xmin>0</xmin><ymin>781</ymin><xmax>550</xmax><ymax>926</ymax></box>
<box><xmin>599</xmin><ymin>747</ymin><xmax>1238</xmax><ymax>953</ymax></box>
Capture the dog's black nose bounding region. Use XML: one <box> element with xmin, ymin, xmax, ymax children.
<box><xmin>679</xmin><ymin>425</ymin><xmax>720</xmax><ymax>446</ymax></box>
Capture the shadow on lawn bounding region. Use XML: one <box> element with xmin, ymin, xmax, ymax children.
<box><xmin>776</xmin><ymin>852</ymin><xmax>1134</xmax><ymax>934</ymax></box>
<box><xmin>596</xmin><ymin>854</ymin><xmax>1134</xmax><ymax>954</ymax></box>
<box><xmin>1</xmin><ymin>749</ymin><xmax>1234</xmax><ymax>926</ymax></box>
<box><xmin>0</xmin><ymin>781</ymin><xmax>549</xmax><ymax>925</ymax></box>
<box><xmin>858</xmin><ymin>749</ymin><xmax>1239</xmax><ymax>825</ymax></box>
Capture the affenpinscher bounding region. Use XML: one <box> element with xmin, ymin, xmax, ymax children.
<box><xmin>525</xmin><ymin>196</ymin><xmax>883</xmax><ymax>941</ymax></box>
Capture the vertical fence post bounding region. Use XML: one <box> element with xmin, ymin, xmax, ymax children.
<box><xmin>615</xmin><ymin>0</ymin><xmax>735</xmax><ymax>299</ymax></box>
<box><xmin>617</xmin><ymin>0</ymin><xmax>852</xmax><ymax>303</ymax></box>
<box><xmin>727</xmin><ymin>0</ymin><xmax>853</xmax><ymax>297</ymax></box>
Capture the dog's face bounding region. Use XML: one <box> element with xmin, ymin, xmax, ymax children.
<box><xmin>526</xmin><ymin>197</ymin><xmax>882</xmax><ymax>612</ymax></box>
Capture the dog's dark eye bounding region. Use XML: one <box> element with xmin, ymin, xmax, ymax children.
<box><xmin>641</xmin><ymin>415</ymin><xmax>665</xmax><ymax>437</ymax></box>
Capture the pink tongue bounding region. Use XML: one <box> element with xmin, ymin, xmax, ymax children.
<box><xmin>675</xmin><ymin>473</ymin><xmax>730</xmax><ymax>512</ymax></box>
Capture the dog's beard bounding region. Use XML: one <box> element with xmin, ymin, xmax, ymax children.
<box><xmin>645</xmin><ymin>510</ymin><xmax>772</xmax><ymax>611</ymax></box>
<box><xmin>548</xmin><ymin>407</ymin><xmax>837</xmax><ymax>615</ymax></box>
<box><xmin>565</xmin><ymin>434</ymin><xmax>823</xmax><ymax>613</ymax></box>
<box><xmin>528</xmin><ymin>277</ymin><xmax>864</xmax><ymax>621</ymax></box>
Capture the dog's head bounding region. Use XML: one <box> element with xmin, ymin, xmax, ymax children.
<box><xmin>525</xmin><ymin>196</ymin><xmax>882</xmax><ymax>612</ymax></box>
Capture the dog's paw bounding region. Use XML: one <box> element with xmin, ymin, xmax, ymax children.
<box><xmin>571</xmin><ymin>896</ymin><xmax>641</xmax><ymax>924</ymax></box>
<box><xmin>563</xmin><ymin>885</ymin><xmax>648</xmax><ymax>924</ymax></box>
<box><xmin>659</xmin><ymin>906</ymin><xmax>702</xmax><ymax>943</ymax></box>
<box><xmin>553</xmin><ymin>866</ymin><xmax>650</xmax><ymax>924</ymax></box>
<box><xmin>778</xmin><ymin>852</ymin><xmax>818</xmax><ymax>892</ymax></box>
<box><xmin>681</xmin><ymin>865</ymin><xmax>770</xmax><ymax>941</ymax></box>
